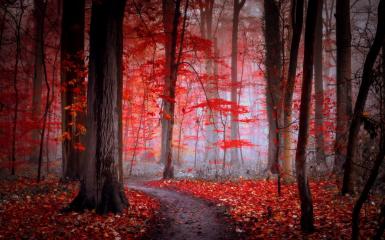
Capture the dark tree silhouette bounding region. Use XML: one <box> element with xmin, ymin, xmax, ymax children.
<box><xmin>69</xmin><ymin>0</ymin><xmax>128</xmax><ymax>214</ymax></box>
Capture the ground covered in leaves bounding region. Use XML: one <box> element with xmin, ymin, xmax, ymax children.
<box><xmin>149</xmin><ymin>179</ymin><xmax>382</xmax><ymax>239</ymax></box>
<box><xmin>0</xmin><ymin>177</ymin><xmax>160</xmax><ymax>239</ymax></box>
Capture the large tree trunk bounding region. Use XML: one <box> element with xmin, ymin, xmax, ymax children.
<box><xmin>282</xmin><ymin>0</ymin><xmax>304</xmax><ymax>179</ymax></box>
<box><xmin>60</xmin><ymin>0</ymin><xmax>85</xmax><ymax>180</ymax></box>
<box><xmin>31</xmin><ymin>0</ymin><xmax>45</xmax><ymax>162</ymax></box>
<box><xmin>230</xmin><ymin>0</ymin><xmax>246</xmax><ymax>170</ymax></box>
<box><xmin>342</xmin><ymin>0</ymin><xmax>385</xmax><ymax>195</ymax></box>
<box><xmin>160</xmin><ymin>0</ymin><xmax>179</xmax><ymax>179</ymax></box>
<box><xmin>263</xmin><ymin>0</ymin><xmax>282</xmax><ymax>174</ymax></box>
<box><xmin>295</xmin><ymin>0</ymin><xmax>322</xmax><ymax>232</ymax></box>
<box><xmin>69</xmin><ymin>0</ymin><xmax>128</xmax><ymax>214</ymax></box>
<box><xmin>313</xmin><ymin>0</ymin><xmax>326</xmax><ymax>167</ymax></box>
<box><xmin>334</xmin><ymin>0</ymin><xmax>352</xmax><ymax>173</ymax></box>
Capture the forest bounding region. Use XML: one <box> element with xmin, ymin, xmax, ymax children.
<box><xmin>0</xmin><ymin>0</ymin><xmax>384</xmax><ymax>239</ymax></box>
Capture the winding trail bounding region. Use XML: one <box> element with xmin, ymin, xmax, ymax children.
<box><xmin>128</xmin><ymin>182</ymin><xmax>237</xmax><ymax>240</ymax></box>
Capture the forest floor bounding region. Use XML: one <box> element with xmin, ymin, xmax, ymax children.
<box><xmin>0</xmin><ymin>176</ymin><xmax>160</xmax><ymax>239</ymax></box>
<box><xmin>128</xmin><ymin>180</ymin><xmax>238</xmax><ymax>240</ymax></box>
<box><xmin>0</xmin><ymin>174</ymin><xmax>383</xmax><ymax>239</ymax></box>
<box><xmin>147</xmin><ymin>178</ymin><xmax>383</xmax><ymax>240</ymax></box>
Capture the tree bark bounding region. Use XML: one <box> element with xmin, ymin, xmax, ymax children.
<box><xmin>342</xmin><ymin>0</ymin><xmax>385</xmax><ymax>195</ymax></box>
<box><xmin>68</xmin><ymin>0</ymin><xmax>128</xmax><ymax>214</ymax></box>
<box><xmin>295</xmin><ymin>0</ymin><xmax>322</xmax><ymax>232</ymax></box>
<box><xmin>31</xmin><ymin>0</ymin><xmax>46</xmax><ymax>162</ymax></box>
<box><xmin>314</xmin><ymin>0</ymin><xmax>326</xmax><ymax>167</ymax></box>
<box><xmin>263</xmin><ymin>0</ymin><xmax>282</xmax><ymax>174</ymax></box>
<box><xmin>60</xmin><ymin>0</ymin><xmax>85</xmax><ymax>180</ymax></box>
<box><xmin>334</xmin><ymin>0</ymin><xmax>352</xmax><ymax>173</ymax></box>
<box><xmin>282</xmin><ymin>0</ymin><xmax>304</xmax><ymax>179</ymax></box>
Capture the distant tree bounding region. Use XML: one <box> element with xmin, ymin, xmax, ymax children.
<box><xmin>342</xmin><ymin>0</ymin><xmax>385</xmax><ymax>195</ymax></box>
<box><xmin>69</xmin><ymin>0</ymin><xmax>128</xmax><ymax>214</ymax></box>
<box><xmin>60</xmin><ymin>0</ymin><xmax>85</xmax><ymax>180</ymax></box>
<box><xmin>10</xmin><ymin>0</ymin><xmax>25</xmax><ymax>175</ymax></box>
<box><xmin>334</xmin><ymin>0</ymin><xmax>352</xmax><ymax>173</ymax></box>
<box><xmin>295</xmin><ymin>0</ymin><xmax>322</xmax><ymax>232</ymax></box>
<box><xmin>198</xmin><ymin>0</ymin><xmax>220</xmax><ymax>168</ymax></box>
<box><xmin>263</xmin><ymin>0</ymin><xmax>281</xmax><ymax>174</ymax></box>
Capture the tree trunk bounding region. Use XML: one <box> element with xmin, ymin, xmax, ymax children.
<box><xmin>282</xmin><ymin>0</ymin><xmax>304</xmax><ymax>179</ymax></box>
<box><xmin>161</xmin><ymin>0</ymin><xmax>188</xmax><ymax>179</ymax></box>
<box><xmin>11</xmin><ymin>1</ymin><xmax>24</xmax><ymax>175</ymax></box>
<box><xmin>314</xmin><ymin>0</ymin><xmax>326</xmax><ymax>167</ymax></box>
<box><xmin>230</xmin><ymin>0</ymin><xmax>246</xmax><ymax>170</ymax></box>
<box><xmin>160</xmin><ymin>0</ymin><xmax>179</xmax><ymax>179</ymax></box>
<box><xmin>334</xmin><ymin>0</ymin><xmax>352</xmax><ymax>173</ymax></box>
<box><xmin>342</xmin><ymin>0</ymin><xmax>385</xmax><ymax>195</ymax></box>
<box><xmin>295</xmin><ymin>0</ymin><xmax>322</xmax><ymax>232</ymax></box>
<box><xmin>68</xmin><ymin>0</ymin><xmax>128</xmax><ymax>214</ymax></box>
<box><xmin>31</xmin><ymin>0</ymin><xmax>45</xmax><ymax>162</ymax></box>
<box><xmin>200</xmin><ymin>0</ymin><xmax>220</xmax><ymax>167</ymax></box>
<box><xmin>61</xmin><ymin>0</ymin><xmax>85</xmax><ymax>180</ymax></box>
<box><xmin>37</xmin><ymin>38</ymin><xmax>49</xmax><ymax>182</ymax></box>
<box><xmin>263</xmin><ymin>0</ymin><xmax>282</xmax><ymax>174</ymax></box>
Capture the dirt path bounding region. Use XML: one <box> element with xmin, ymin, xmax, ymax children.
<box><xmin>128</xmin><ymin>182</ymin><xmax>237</xmax><ymax>240</ymax></box>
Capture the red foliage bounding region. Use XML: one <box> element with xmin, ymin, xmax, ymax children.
<box><xmin>149</xmin><ymin>179</ymin><xmax>381</xmax><ymax>239</ymax></box>
<box><xmin>216</xmin><ymin>139</ymin><xmax>255</xmax><ymax>149</ymax></box>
